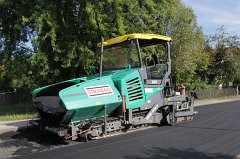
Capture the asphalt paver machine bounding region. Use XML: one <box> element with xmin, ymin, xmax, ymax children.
<box><xmin>31</xmin><ymin>33</ymin><xmax>196</xmax><ymax>140</ymax></box>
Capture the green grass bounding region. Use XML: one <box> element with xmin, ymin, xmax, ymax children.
<box><xmin>0</xmin><ymin>103</ymin><xmax>38</xmax><ymax>121</ymax></box>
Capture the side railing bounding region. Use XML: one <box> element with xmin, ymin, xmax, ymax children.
<box><xmin>187</xmin><ymin>87</ymin><xmax>238</xmax><ymax>100</ymax></box>
<box><xmin>0</xmin><ymin>91</ymin><xmax>32</xmax><ymax>107</ymax></box>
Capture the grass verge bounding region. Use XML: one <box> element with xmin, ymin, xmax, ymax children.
<box><xmin>0</xmin><ymin>103</ymin><xmax>37</xmax><ymax>121</ymax></box>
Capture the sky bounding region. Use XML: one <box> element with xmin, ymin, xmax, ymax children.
<box><xmin>181</xmin><ymin>0</ymin><xmax>240</xmax><ymax>36</ymax></box>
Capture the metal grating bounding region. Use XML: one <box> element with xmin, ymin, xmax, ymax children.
<box><xmin>126</xmin><ymin>77</ymin><xmax>143</xmax><ymax>101</ymax></box>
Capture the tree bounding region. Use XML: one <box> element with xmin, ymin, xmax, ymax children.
<box><xmin>206</xmin><ymin>26</ymin><xmax>240</xmax><ymax>86</ymax></box>
<box><xmin>0</xmin><ymin>0</ymin><xmax>208</xmax><ymax>91</ymax></box>
<box><xmin>0</xmin><ymin>0</ymin><xmax>35</xmax><ymax>91</ymax></box>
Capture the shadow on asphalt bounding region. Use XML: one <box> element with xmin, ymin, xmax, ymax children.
<box><xmin>0</xmin><ymin>126</ymin><xmax>71</xmax><ymax>157</ymax></box>
<box><xmin>14</xmin><ymin>126</ymin><xmax>69</xmax><ymax>146</ymax></box>
<box><xmin>125</xmin><ymin>147</ymin><xmax>233</xmax><ymax>159</ymax></box>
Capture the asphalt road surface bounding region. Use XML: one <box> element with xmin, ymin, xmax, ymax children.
<box><xmin>1</xmin><ymin>100</ymin><xmax>240</xmax><ymax>159</ymax></box>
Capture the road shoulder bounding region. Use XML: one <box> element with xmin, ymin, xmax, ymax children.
<box><xmin>194</xmin><ymin>95</ymin><xmax>240</xmax><ymax>107</ymax></box>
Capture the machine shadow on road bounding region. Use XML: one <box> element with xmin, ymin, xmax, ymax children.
<box><xmin>13</xmin><ymin>126</ymin><xmax>70</xmax><ymax>146</ymax></box>
<box><xmin>125</xmin><ymin>147</ymin><xmax>233</xmax><ymax>159</ymax></box>
<box><xmin>0</xmin><ymin>126</ymin><xmax>73</xmax><ymax>157</ymax></box>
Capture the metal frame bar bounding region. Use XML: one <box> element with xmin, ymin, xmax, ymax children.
<box><xmin>104</xmin><ymin>105</ymin><xmax>107</xmax><ymax>134</ymax></box>
<box><xmin>135</xmin><ymin>39</ymin><xmax>143</xmax><ymax>68</ymax></box>
<box><xmin>165</xmin><ymin>42</ymin><xmax>171</xmax><ymax>78</ymax></box>
<box><xmin>99</xmin><ymin>37</ymin><xmax>104</xmax><ymax>77</ymax></box>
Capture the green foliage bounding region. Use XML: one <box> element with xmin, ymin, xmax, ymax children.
<box><xmin>206</xmin><ymin>26</ymin><xmax>240</xmax><ymax>85</ymax></box>
<box><xmin>0</xmin><ymin>0</ymin><xmax>228</xmax><ymax>92</ymax></box>
<box><xmin>167</xmin><ymin>4</ymin><xmax>209</xmax><ymax>86</ymax></box>
<box><xmin>185</xmin><ymin>79</ymin><xmax>215</xmax><ymax>90</ymax></box>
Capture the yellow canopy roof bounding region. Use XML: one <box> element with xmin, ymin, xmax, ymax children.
<box><xmin>101</xmin><ymin>33</ymin><xmax>171</xmax><ymax>47</ymax></box>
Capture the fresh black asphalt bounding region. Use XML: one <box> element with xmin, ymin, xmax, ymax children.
<box><xmin>15</xmin><ymin>100</ymin><xmax>240</xmax><ymax>159</ymax></box>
